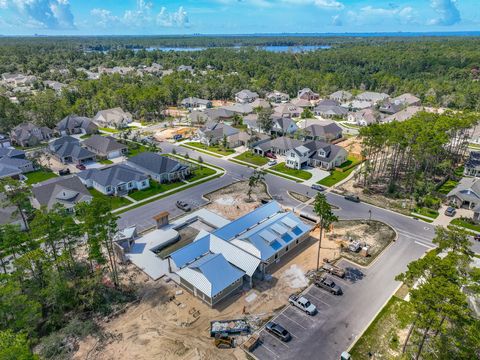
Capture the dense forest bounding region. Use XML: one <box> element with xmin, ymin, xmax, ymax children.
<box><xmin>0</xmin><ymin>37</ymin><xmax>480</xmax><ymax>133</ymax></box>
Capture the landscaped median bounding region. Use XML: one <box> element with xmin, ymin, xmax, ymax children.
<box><xmin>449</xmin><ymin>218</ymin><xmax>480</xmax><ymax>233</ymax></box>
<box><xmin>113</xmin><ymin>155</ymin><xmax>224</xmax><ymax>214</ymax></box>
<box><xmin>181</xmin><ymin>141</ymin><xmax>235</xmax><ymax>157</ymax></box>
<box><xmin>317</xmin><ymin>154</ymin><xmax>363</xmax><ymax>187</ymax></box>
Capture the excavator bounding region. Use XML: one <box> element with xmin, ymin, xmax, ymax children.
<box><xmin>213</xmin><ymin>333</ymin><xmax>235</xmax><ymax>349</ymax></box>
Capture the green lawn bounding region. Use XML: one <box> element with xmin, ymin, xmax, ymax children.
<box><xmin>450</xmin><ymin>218</ymin><xmax>480</xmax><ymax>232</ymax></box>
<box><xmin>88</xmin><ymin>189</ymin><xmax>132</xmax><ymax>210</ymax></box>
<box><xmin>269</xmin><ymin>162</ymin><xmax>312</xmax><ymax>180</ymax></box>
<box><xmin>234</xmin><ymin>151</ymin><xmax>269</xmax><ymax>166</ymax></box>
<box><xmin>438</xmin><ymin>180</ymin><xmax>458</xmax><ymax>195</ymax></box>
<box><xmin>129</xmin><ymin>180</ymin><xmax>184</xmax><ymax>201</ymax></box>
<box><xmin>98</xmin><ymin>127</ymin><xmax>120</xmax><ymax>133</ymax></box>
<box><xmin>350</xmin><ymin>296</ymin><xmax>408</xmax><ymax>359</ymax></box>
<box><xmin>318</xmin><ymin>156</ymin><xmax>363</xmax><ymax>187</ymax></box>
<box><xmin>24</xmin><ymin>170</ymin><xmax>58</xmax><ymax>185</ymax></box>
<box><xmin>188</xmin><ymin>166</ymin><xmax>216</xmax><ymax>182</ymax></box>
<box><xmin>183</xmin><ymin>142</ymin><xmax>235</xmax><ymax>156</ymax></box>
<box><xmin>413</xmin><ymin>207</ymin><xmax>439</xmax><ymax>219</ymax></box>
<box><xmin>127</xmin><ymin>143</ymin><xmax>150</xmax><ymax>158</ymax></box>
<box><xmin>99</xmin><ymin>159</ymin><xmax>114</xmax><ymax>165</ymax></box>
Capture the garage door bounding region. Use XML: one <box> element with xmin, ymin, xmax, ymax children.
<box><xmin>107</xmin><ymin>150</ymin><xmax>121</xmax><ymax>159</ymax></box>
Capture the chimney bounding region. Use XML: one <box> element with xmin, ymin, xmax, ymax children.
<box><xmin>153</xmin><ymin>211</ymin><xmax>169</xmax><ymax>229</ymax></box>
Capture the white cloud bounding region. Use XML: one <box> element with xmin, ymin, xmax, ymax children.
<box><xmin>331</xmin><ymin>14</ymin><xmax>342</xmax><ymax>26</ymax></box>
<box><xmin>281</xmin><ymin>0</ymin><xmax>344</xmax><ymax>10</ymax></box>
<box><xmin>3</xmin><ymin>0</ymin><xmax>75</xmax><ymax>29</ymax></box>
<box><xmin>428</xmin><ymin>0</ymin><xmax>461</xmax><ymax>26</ymax></box>
<box><xmin>90</xmin><ymin>1</ymin><xmax>189</xmax><ymax>29</ymax></box>
<box><xmin>346</xmin><ymin>5</ymin><xmax>418</xmax><ymax>26</ymax></box>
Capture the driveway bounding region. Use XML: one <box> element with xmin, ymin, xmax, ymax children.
<box><xmin>433</xmin><ymin>205</ymin><xmax>472</xmax><ymax>226</ymax></box>
<box><xmin>302</xmin><ymin>167</ymin><xmax>330</xmax><ymax>186</ymax></box>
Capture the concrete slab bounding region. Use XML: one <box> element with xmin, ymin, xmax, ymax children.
<box><xmin>302</xmin><ymin>167</ymin><xmax>330</xmax><ymax>186</ymax></box>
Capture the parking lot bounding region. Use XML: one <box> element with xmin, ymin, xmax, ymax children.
<box><xmin>251</xmin><ymin>263</ymin><xmax>365</xmax><ymax>360</ymax></box>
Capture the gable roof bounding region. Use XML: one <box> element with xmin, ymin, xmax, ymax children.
<box><xmin>53</xmin><ymin>139</ymin><xmax>95</xmax><ymax>161</ymax></box>
<box><xmin>31</xmin><ymin>175</ymin><xmax>92</xmax><ymax>210</ymax></box>
<box><xmin>447</xmin><ymin>177</ymin><xmax>480</xmax><ymax>203</ymax></box>
<box><xmin>383</xmin><ymin>106</ymin><xmax>422</xmax><ymax>123</ymax></box>
<box><xmin>56</xmin><ymin>115</ymin><xmax>97</xmax><ymax>133</ymax></box>
<box><xmin>235</xmin><ymin>89</ymin><xmax>258</xmax><ymax>100</ymax></box>
<box><xmin>82</xmin><ymin>135</ymin><xmax>127</xmax><ymax>154</ymax></box>
<box><xmin>93</xmin><ymin>107</ymin><xmax>132</xmax><ymax>125</ymax></box>
<box><xmin>78</xmin><ymin>164</ymin><xmax>148</xmax><ymax>187</ymax></box>
<box><xmin>356</xmin><ymin>91</ymin><xmax>389</xmax><ymax>102</ymax></box>
<box><xmin>255</xmin><ymin>136</ymin><xmax>303</xmax><ymax>152</ymax></box>
<box><xmin>392</xmin><ymin>93</ymin><xmax>421</xmax><ymax>106</ymax></box>
<box><xmin>128</xmin><ymin>152</ymin><xmax>187</xmax><ymax>175</ymax></box>
<box><xmin>0</xmin><ymin>148</ymin><xmax>25</xmax><ymax>159</ymax></box>
<box><xmin>304</xmin><ymin>121</ymin><xmax>342</xmax><ymax>138</ymax></box>
<box><xmin>273</xmin><ymin>117</ymin><xmax>296</xmax><ymax>131</ymax></box>
<box><xmin>330</xmin><ymin>90</ymin><xmax>353</xmax><ymax>101</ymax></box>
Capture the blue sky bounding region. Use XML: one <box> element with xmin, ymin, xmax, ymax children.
<box><xmin>0</xmin><ymin>1</ymin><xmax>478</xmax><ymax>35</ymax></box>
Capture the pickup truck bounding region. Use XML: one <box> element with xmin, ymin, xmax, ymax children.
<box><xmin>288</xmin><ymin>294</ymin><xmax>317</xmax><ymax>315</ymax></box>
<box><xmin>315</xmin><ymin>276</ymin><xmax>343</xmax><ymax>295</ymax></box>
<box><xmin>322</xmin><ymin>263</ymin><xmax>345</xmax><ymax>278</ymax></box>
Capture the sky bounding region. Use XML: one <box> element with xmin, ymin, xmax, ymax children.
<box><xmin>0</xmin><ymin>0</ymin><xmax>478</xmax><ymax>35</ymax></box>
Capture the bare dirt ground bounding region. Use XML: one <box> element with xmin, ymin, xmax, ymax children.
<box><xmin>337</xmin><ymin>136</ymin><xmax>363</xmax><ymax>157</ymax></box>
<box><xmin>204</xmin><ymin>181</ymin><xmax>271</xmax><ymax>220</ymax></box>
<box><xmin>337</xmin><ymin>178</ymin><xmax>411</xmax><ymax>215</ymax></box>
<box><xmin>154</xmin><ymin>127</ymin><xmax>197</xmax><ymax>142</ymax></box>
<box><xmin>38</xmin><ymin>153</ymin><xmax>79</xmax><ymax>173</ymax></box>
<box><xmin>163</xmin><ymin>107</ymin><xmax>188</xmax><ymax>118</ymax></box>
<box><xmin>327</xmin><ymin>220</ymin><xmax>396</xmax><ymax>266</ymax></box>
<box><xmin>211</xmin><ymin>100</ymin><xmax>234</xmax><ymax>107</ymax></box>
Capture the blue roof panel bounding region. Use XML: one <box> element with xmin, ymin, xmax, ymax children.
<box><xmin>282</xmin><ymin>233</ymin><xmax>293</xmax><ymax>243</ymax></box>
<box><xmin>270</xmin><ymin>240</ymin><xmax>282</xmax><ymax>250</ymax></box>
<box><xmin>169</xmin><ymin>235</ymin><xmax>210</xmax><ymax>268</ymax></box>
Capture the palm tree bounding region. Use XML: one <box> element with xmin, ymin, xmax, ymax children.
<box><xmin>312</xmin><ymin>192</ymin><xmax>338</xmax><ymax>271</ymax></box>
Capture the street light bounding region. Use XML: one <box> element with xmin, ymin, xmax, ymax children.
<box><xmin>368</xmin><ymin>209</ymin><xmax>372</xmax><ymax>221</ymax></box>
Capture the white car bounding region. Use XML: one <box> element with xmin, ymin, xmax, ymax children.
<box><xmin>268</xmin><ymin>160</ymin><xmax>277</xmax><ymax>166</ymax></box>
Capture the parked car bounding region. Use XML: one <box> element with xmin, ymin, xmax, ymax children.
<box><xmin>265</xmin><ymin>152</ymin><xmax>277</xmax><ymax>159</ymax></box>
<box><xmin>322</xmin><ymin>263</ymin><xmax>346</xmax><ymax>278</ymax></box>
<box><xmin>267</xmin><ymin>160</ymin><xmax>277</xmax><ymax>166</ymax></box>
<box><xmin>265</xmin><ymin>322</ymin><xmax>291</xmax><ymax>342</ymax></box>
<box><xmin>311</xmin><ymin>184</ymin><xmax>325</xmax><ymax>191</ymax></box>
<box><xmin>76</xmin><ymin>164</ymin><xmax>86</xmax><ymax>170</ymax></box>
<box><xmin>288</xmin><ymin>294</ymin><xmax>317</xmax><ymax>315</ymax></box>
<box><xmin>176</xmin><ymin>200</ymin><xmax>191</xmax><ymax>212</ymax></box>
<box><xmin>344</xmin><ymin>194</ymin><xmax>360</xmax><ymax>203</ymax></box>
<box><xmin>315</xmin><ymin>276</ymin><xmax>343</xmax><ymax>295</ymax></box>
<box><xmin>444</xmin><ymin>207</ymin><xmax>456</xmax><ymax>217</ymax></box>
<box><xmin>173</xmin><ymin>134</ymin><xmax>183</xmax><ymax>141</ymax></box>
<box><xmin>474</xmin><ymin>234</ymin><xmax>480</xmax><ymax>242</ymax></box>
<box><xmin>58</xmin><ymin>168</ymin><xmax>71</xmax><ymax>176</ymax></box>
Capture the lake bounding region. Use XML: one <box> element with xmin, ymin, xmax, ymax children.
<box><xmin>137</xmin><ymin>45</ymin><xmax>331</xmax><ymax>53</ymax></box>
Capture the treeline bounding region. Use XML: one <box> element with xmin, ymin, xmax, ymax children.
<box><xmin>0</xmin><ymin>179</ymin><xmax>135</xmax><ymax>359</ymax></box>
<box><xmin>359</xmin><ymin>112</ymin><xmax>478</xmax><ymax>199</ymax></box>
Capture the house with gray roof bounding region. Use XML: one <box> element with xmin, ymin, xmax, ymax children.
<box><xmin>253</xmin><ymin>136</ymin><xmax>303</xmax><ymax>156</ymax></box>
<box><xmin>464</xmin><ymin>151</ymin><xmax>480</xmax><ymax>178</ymax></box>
<box><xmin>78</xmin><ymin>164</ymin><xmax>149</xmax><ymax>196</ymax></box>
<box><xmin>0</xmin><ymin>157</ymin><xmax>34</xmax><ymax>179</ymax></box>
<box><xmin>273</xmin><ymin>103</ymin><xmax>301</xmax><ymax>118</ymax></box>
<box><xmin>297</xmin><ymin>88</ymin><xmax>319</xmax><ymax>101</ymax></box>
<box><xmin>383</xmin><ymin>106</ymin><xmax>422</xmax><ymax>123</ymax></box>
<box><xmin>303</xmin><ymin>121</ymin><xmax>343</xmax><ymax>142</ymax></box>
<box><xmin>347</xmin><ymin>108</ymin><xmax>381</xmax><ymax>126</ymax></box>
<box><xmin>291</xmin><ymin>98</ymin><xmax>312</xmax><ymax>109</ymax></box>
<box><xmin>392</xmin><ymin>93</ymin><xmax>421</xmax><ymax>107</ymax></box>
<box><xmin>197</xmin><ymin>122</ymin><xmax>239</xmax><ymax>146</ymax></box>
<box><xmin>271</xmin><ymin>117</ymin><xmax>298</xmax><ymax>136</ymax></box>
<box><xmin>127</xmin><ymin>152</ymin><xmax>190</xmax><ymax>183</ymax></box>
<box><xmin>10</xmin><ymin>123</ymin><xmax>53</xmax><ymax>147</ymax></box>
<box><xmin>49</xmin><ymin>136</ymin><xmax>96</xmax><ymax>165</ymax></box>
<box><xmin>31</xmin><ymin>175</ymin><xmax>92</xmax><ymax>211</ymax></box>
<box><xmin>189</xmin><ymin>108</ymin><xmax>235</xmax><ymax>124</ymax></box>
<box><xmin>235</xmin><ymin>89</ymin><xmax>259</xmax><ymax>104</ymax></box>
<box><xmin>180</xmin><ymin>97</ymin><xmax>212</xmax><ymax>110</ymax></box>
<box><xmin>221</xmin><ymin>103</ymin><xmax>254</xmax><ymax>115</ymax></box>
<box><xmin>93</xmin><ymin>107</ymin><xmax>132</xmax><ymax>129</ymax></box>
<box><xmin>56</xmin><ymin>115</ymin><xmax>98</xmax><ymax>136</ymax></box>
<box><xmin>447</xmin><ymin>177</ymin><xmax>480</xmax><ymax>211</ymax></box>
<box><xmin>0</xmin><ymin>148</ymin><xmax>25</xmax><ymax>160</ymax></box>
<box><xmin>82</xmin><ymin>135</ymin><xmax>127</xmax><ymax>159</ymax></box>
<box><xmin>314</xmin><ymin>104</ymin><xmax>348</xmax><ymax>118</ymax></box>
<box><xmin>251</xmin><ymin>98</ymin><xmax>271</xmax><ymax>109</ymax></box>
<box><xmin>379</xmin><ymin>102</ymin><xmax>404</xmax><ymax>115</ymax></box>
<box><xmin>285</xmin><ymin>140</ymin><xmax>348</xmax><ymax>170</ymax></box>
<box><xmin>266</xmin><ymin>90</ymin><xmax>290</xmax><ymax>103</ymax></box>
<box><xmin>355</xmin><ymin>91</ymin><xmax>389</xmax><ymax>104</ymax></box>
<box><xmin>0</xmin><ymin>134</ymin><xmax>12</xmax><ymax>148</ymax></box>
<box><xmin>330</xmin><ymin>90</ymin><xmax>353</xmax><ymax>102</ymax></box>
<box><xmin>0</xmin><ymin>193</ymin><xmax>27</xmax><ymax>230</ymax></box>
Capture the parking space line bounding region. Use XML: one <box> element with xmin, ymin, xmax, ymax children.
<box><xmin>279</xmin><ymin>313</ymin><xmax>307</xmax><ymax>330</ymax></box>
<box><xmin>306</xmin><ymin>291</ymin><xmax>332</xmax><ymax>307</ymax></box>
<box><xmin>258</xmin><ymin>343</ymin><xmax>280</xmax><ymax>358</ymax></box>
<box><xmin>262</xmin><ymin>331</ymin><xmax>290</xmax><ymax>348</ymax></box>
<box><xmin>414</xmin><ymin>240</ymin><xmax>435</xmax><ymax>249</ymax></box>
<box><xmin>331</xmin><ymin>277</ymin><xmax>352</xmax><ymax>286</ymax></box>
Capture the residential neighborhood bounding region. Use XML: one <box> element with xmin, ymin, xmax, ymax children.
<box><xmin>0</xmin><ymin>27</ymin><xmax>478</xmax><ymax>360</ymax></box>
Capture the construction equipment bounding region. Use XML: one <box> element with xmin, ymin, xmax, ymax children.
<box><xmin>243</xmin><ymin>333</ymin><xmax>261</xmax><ymax>351</ymax></box>
<box><xmin>214</xmin><ymin>333</ymin><xmax>235</xmax><ymax>349</ymax></box>
<box><xmin>210</xmin><ymin>319</ymin><xmax>250</xmax><ymax>337</ymax></box>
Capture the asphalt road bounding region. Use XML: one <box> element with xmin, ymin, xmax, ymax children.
<box><xmin>118</xmin><ymin>141</ymin><xmax>480</xmax><ymax>359</ymax></box>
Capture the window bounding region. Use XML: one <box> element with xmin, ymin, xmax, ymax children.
<box><xmin>285</xmin><ymin>246</ymin><xmax>289</xmax><ymax>252</ymax></box>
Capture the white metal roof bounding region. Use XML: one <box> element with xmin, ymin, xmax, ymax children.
<box><xmin>281</xmin><ymin>217</ymin><xmax>298</xmax><ymax>229</ymax></box>
<box><xmin>210</xmin><ymin>235</ymin><xmax>260</xmax><ymax>277</ymax></box>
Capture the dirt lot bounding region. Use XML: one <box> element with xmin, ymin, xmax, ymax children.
<box><xmin>163</xmin><ymin>107</ymin><xmax>188</xmax><ymax>118</ymax></box>
<box><xmin>204</xmin><ymin>181</ymin><xmax>271</xmax><ymax>220</ymax></box>
<box><xmin>154</xmin><ymin>127</ymin><xmax>197</xmax><ymax>142</ymax></box>
<box><xmin>337</xmin><ymin>136</ymin><xmax>363</xmax><ymax>157</ymax></box>
<box><xmin>327</xmin><ymin>220</ymin><xmax>396</xmax><ymax>266</ymax></box>
<box><xmin>336</xmin><ymin>178</ymin><xmax>411</xmax><ymax>215</ymax></box>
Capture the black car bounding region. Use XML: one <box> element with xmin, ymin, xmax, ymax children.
<box><xmin>344</xmin><ymin>194</ymin><xmax>360</xmax><ymax>203</ymax></box>
<box><xmin>58</xmin><ymin>168</ymin><xmax>71</xmax><ymax>176</ymax></box>
<box><xmin>315</xmin><ymin>276</ymin><xmax>343</xmax><ymax>295</ymax></box>
<box><xmin>265</xmin><ymin>322</ymin><xmax>292</xmax><ymax>342</ymax></box>
<box><xmin>176</xmin><ymin>200</ymin><xmax>191</xmax><ymax>212</ymax></box>
<box><xmin>311</xmin><ymin>184</ymin><xmax>325</xmax><ymax>191</ymax></box>
<box><xmin>444</xmin><ymin>207</ymin><xmax>456</xmax><ymax>217</ymax></box>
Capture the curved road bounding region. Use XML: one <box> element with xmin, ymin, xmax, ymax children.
<box><xmin>118</xmin><ymin>142</ymin><xmax>478</xmax><ymax>360</ymax></box>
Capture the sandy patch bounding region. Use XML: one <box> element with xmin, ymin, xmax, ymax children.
<box><xmin>154</xmin><ymin>127</ymin><xmax>197</xmax><ymax>141</ymax></box>
<box><xmin>337</xmin><ymin>136</ymin><xmax>363</xmax><ymax>157</ymax></box>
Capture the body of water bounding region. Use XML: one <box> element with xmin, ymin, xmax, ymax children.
<box><xmin>136</xmin><ymin>45</ymin><xmax>331</xmax><ymax>53</ymax></box>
